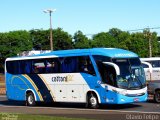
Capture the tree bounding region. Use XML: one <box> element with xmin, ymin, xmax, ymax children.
<box><xmin>30</xmin><ymin>29</ymin><xmax>49</xmax><ymax>50</ymax></box>
<box><xmin>0</xmin><ymin>30</ymin><xmax>32</xmax><ymax>57</ymax></box>
<box><xmin>0</xmin><ymin>33</ymin><xmax>8</xmax><ymax>57</ymax></box>
<box><xmin>158</xmin><ymin>37</ymin><xmax>160</xmax><ymax>56</ymax></box>
<box><xmin>73</xmin><ymin>31</ymin><xmax>90</xmax><ymax>49</ymax></box>
<box><xmin>91</xmin><ymin>32</ymin><xmax>117</xmax><ymax>48</ymax></box>
<box><xmin>108</xmin><ymin>28</ymin><xmax>122</xmax><ymax>38</ymax></box>
<box><xmin>108</xmin><ymin>28</ymin><xmax>131</xmax><ymax>49</ymax></box>
<box><xmin>148</xmin><ymin>32</ymin><xmax>159</xmax><ymax>57</ymax></box>
<box><xmin>30</xmin><ymin>28</ymin><xmax>73</xmax><ymax>50</ymax></box>
<box><xmin>53</xmin><ymin>28</ymin><xmax>73</xmax><ymax>50</ymax></box>
<box><xmin>127</xmin><ymin>33</ymin><xmax>148</xmax><ymax>57</ymax></box>
<box><xmin>0</xmin><ymin>28</ymin><xmax>160</xmax><ymax>58</ymax></box>
<box><xmin>143</xmin><ymin>30</ymin><xmax>159</xmax><ymax>57</ymax></box>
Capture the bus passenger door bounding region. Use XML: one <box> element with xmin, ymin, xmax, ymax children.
<box><xmin>97</xmin><ymin>62</ymin><xmax>120</xmax><ymax>103</ymax></box>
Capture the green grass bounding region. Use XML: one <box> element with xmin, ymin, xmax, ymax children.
<box><xmin>0</xmin><ymin>113</ymin><xmax>93</xmax><ymax>120</ymax></box>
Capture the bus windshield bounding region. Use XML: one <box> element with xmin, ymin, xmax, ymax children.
<box><xmin>112</xmin><ymin>58</ymin><xmax>146</xmax><ymax>90</ymax></box>
<box><xmin>94</xmin><ymin>56</ymin><xmax>146</xmax><ymax>90</ymax></box>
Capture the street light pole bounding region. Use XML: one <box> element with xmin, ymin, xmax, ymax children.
<box><xmin>43</xmin><ymin>9</ymin><xmax>56</xmax><ymax>51</ymax></box>
<box><xmin>144</xmin><ymin>28</ymin><xmax>152</xmax><ymax>57</ymax></box>
<box><xmin>49</xmin><ymin>10</ymin><xmax>53</xmax><ymax>51</ymax></box>
<box><xmin>148</xmin><ymin>32</ymin><xmax>152</xmax><ymax>58</ymax></box>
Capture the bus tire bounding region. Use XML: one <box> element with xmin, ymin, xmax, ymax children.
<box><xmin>154</xmin><ymin>90</ymin><xmax>160</xmax><ymax>103</ymax></box>
<box><xmin>88</xmin><ymin>93</ymin><xmax>99</xmax><ymax>109</ymax></box>
<box><xmin>26</xmin><ymin>92</ymin><xmax>36</xmax><ymax>106</ymax></box>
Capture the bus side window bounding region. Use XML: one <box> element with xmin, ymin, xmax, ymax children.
<box><xmin>46</xmin><ymin>58</ymin><xmax>59</xmax><ymax>73</ymax></box>
<box><xmin>151</xmin><ymin>60</ymin><xmax>160</xmax><ymax>68</ymax></box>
<box><xmin>79</xmin><ymin>56</ymin><xmax>95</xmax><ymax>76</ymax></box>
<box><xmin>32</xmin><ymin>60</ymin><xmax>45</xmax><ymax>74</ymax></box>
<box><xmin>59</xmin><ymin>57</ymin><xmax>78</xmax><ymax>73</ymax></box>
<box><xmin>96</xmin><ymin>61</ymin><xmax>116</xmax><ymax>86</ymax></box>
<box><xmin>33</xmin><ymin>65</ymin><xmax>39</xmax><ymax>73</ymax></box>
<box><xmin>96</xmin><ymin>61</ymin><xmax>105</xmax><ymax>82</ymax></box>
<box><xmin>106</xmin><ymin>66</ymin><xmax>116</xmax><ymax>86</ymax></box>
<box><xmin>141</xmin><ymin>63</ymin><xmax>149</xmax><ymax>68</ymax></box>
<box><xmin>25</xmin><ymin>60</ymin><xmax>32</xmax><ymax>74</ymax></box>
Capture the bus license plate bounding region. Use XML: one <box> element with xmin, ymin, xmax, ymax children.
<box><xmin>134</xmin><ymin>98</ymin><xmax>139</xmax><ymax>102</ymax></box>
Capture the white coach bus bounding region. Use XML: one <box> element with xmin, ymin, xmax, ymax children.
<box><xmin>141</xmin><ymin>57</ymin><xmax>160</xmax><ymax>103</ymax></box>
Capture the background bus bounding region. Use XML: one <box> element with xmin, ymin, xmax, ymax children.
<box><xmin>5</xmin><ymin>48</ymin><xmax>147</xmax><ymax>108</ymax></box>
<box><xmin>141</xmin><ymin>57</ymin><xmax>160</xmax><ymax>103</ymax></box>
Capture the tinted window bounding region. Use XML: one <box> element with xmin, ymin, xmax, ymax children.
<box><xmin>6</xmin><ymin>60</ymin><xmax>32</xmax><ymax>74</ymax></box>
<box><xmin>141</xmin><ymin>63</ymin><xmax>149</xmax><ymax>68</ymax></box>
<box><xmin>6</xmin><ymin>56</ymin><xmax>96</xmax><ymax>75</ymax></box>
<box><xmin>129</xmin><ymin>58</ymin><xmax>141</xmax><ymax>66</ymax></box>
<box><xmin>59</xmin><ymin>57</ymin><xmax>78</xmax><ymax>73</ymax></box>
<box><xmin>45</xmin><ymin>58</ymin><xmax>60</xmax><ymax>73</ymax></box>
<box><xmin>147</xmin><ymin>60</ymin><xmax>160</xmax><ymax>68</ymax></box>
<box><xmin>93</xmin><ymin>55</ymin><xmax>111</xmax><ymax>62</ymax></box>
<box><xmin>33</xmin><ymin>59</ymin><xmax>47</xmax><ymax>73</ymax></box>
<box><xmin>78</xmin><ymin>56</ymin><xmax>96</xmax><ymax>75</ymax></box>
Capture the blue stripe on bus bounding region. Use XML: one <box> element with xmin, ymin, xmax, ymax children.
<box><xmin>27</xmin><ymin>74</ymin><xmax>54</xmax><ymax>103</ymax></box>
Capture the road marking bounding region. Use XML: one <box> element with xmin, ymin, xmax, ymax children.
<box><xmin>0</xmin><ymin>105</ymin><xmax>160</xmax><ymax>114</ymax></box>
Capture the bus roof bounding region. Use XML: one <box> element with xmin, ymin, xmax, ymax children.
<box><xmin>140</xmin><ymin>57</ymin><xmax>160</xmax><ymax>61</ymax></box>
<box><xmin>6</xmin><ymin>48</ymin><xmax>138</xmax><ymax>61</ymax></box>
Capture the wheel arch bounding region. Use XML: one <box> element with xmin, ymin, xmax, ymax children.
<box><xmin>86</xmin><ymin>90</ymin><xmax>101</xmax><ymax>104</ymax></box>
<box><xmin>25</xmin><ymin>89</ymin><xmax>37</xmax><ymax>101</ymax></box>
<box><xmin>154</xmin><ymin>88</ymin><xmax>160</xmax><ymax>94</ymax></box>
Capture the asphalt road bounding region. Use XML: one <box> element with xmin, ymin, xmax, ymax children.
<box><xmin>0</xmin><ymin>95</ymin><xmax>160</xmax><ymax>120</ymax></box>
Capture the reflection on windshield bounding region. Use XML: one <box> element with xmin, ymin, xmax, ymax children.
<box><xmin>116</xmin><ymin>66</ymin><xmax>146</xmax><ymax>89</ymax></box>
<box><xmin>112</xmin><ymin>58</ymin><xmax>146</xmax><ymax>90</ymax></box>
<box><xmin>94</xmin><ymin>56</ymin><xmax>146</xmax><ymax>90</ymax></box>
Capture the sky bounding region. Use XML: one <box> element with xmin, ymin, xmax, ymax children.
<box><xmin>0</xmin><ymin>0</ymin><xmax>160</xmax><ymax>36</ymax></box>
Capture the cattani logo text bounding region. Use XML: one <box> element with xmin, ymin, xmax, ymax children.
<box><xmin>52</xmin><ymin>75</ymin><xmax>73</xmax><ymax>82</ymax></box>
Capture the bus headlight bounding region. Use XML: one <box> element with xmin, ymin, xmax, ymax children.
<box><xmin>119</xmin><ymin>90</ymin><xmax>127</xmax><ymax>95</ymax></box>
<box><xmin>112</xmin><ymin>89</ymin><xmax>127</xmax><ymax>96</ymax></box>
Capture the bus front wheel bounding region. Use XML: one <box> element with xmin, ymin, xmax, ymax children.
<box><xmin>88</xmin><ymin>93</ymin><xmax>99</xmax><ymax>109</ymax></box>
<box><xmin>154</xmin><ymin>90</ymin><xmax>160</xmax><ymax>103</ymax></box>
<box><xmin>26</xmin><ymin>92</ymin><xmax>36</xmax><ymax>106</ymax></box>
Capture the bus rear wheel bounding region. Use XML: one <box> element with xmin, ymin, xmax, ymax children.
<box><xmin>154</xmin><ymin>90</ymin><xmax>160</xmax><ymax>103</ymax></box>
<box><xmin>88</xmin><ymin>93</ymin><xmax>99</xmax><ymax>109</ymax></box>
<box><xmin>26</xmin><ymin>92</ymin><xmax>36</xmax><ymax>106</ymax></box>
